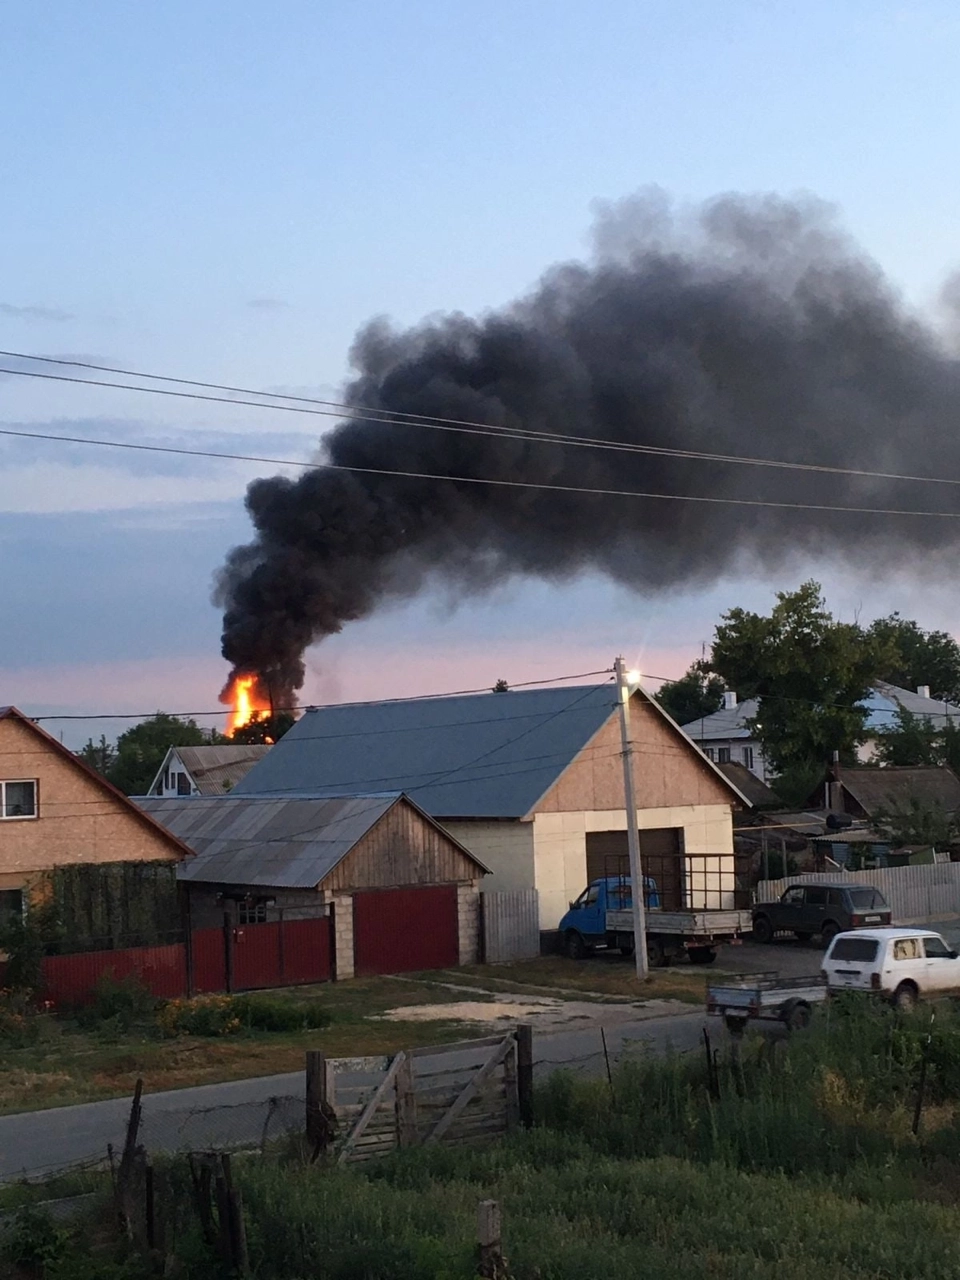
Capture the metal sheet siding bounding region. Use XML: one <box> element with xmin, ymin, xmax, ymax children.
<box><xmin>756</xmin><ymin>863</ymin><xmax>960</xmax><ymax>924</ymax></box>
<box><xmin>480</xmin><ymin>890</ymin><xmax>540</xmax><ymax>962</ymax></box>
<box><xmin>41</xmin><ymin>943</ymin><xmax>186</xmax><ymax>1006</ymax></box>
<box><xmin>353</xmin><ymin>885</ymin><xmax>459</xmax><ymax>976</ymax></box>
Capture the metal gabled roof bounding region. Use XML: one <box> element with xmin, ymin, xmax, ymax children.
<box><xmin>231</xmin><ymin>683</ymin><xmax>623</xmax><ymax>818</ymax></box>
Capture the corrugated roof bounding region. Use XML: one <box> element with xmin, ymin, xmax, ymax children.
<box><xmin>136</xmin><ymin>792</ymin><xmax>439</xmax><ymax>888</ymax></box>
<box><xmin>716</xmin><ymin>761</ymin><xmax>780</xmax><ymax>808</ymax></box>
<box><xmin>838</xmin><ymin>766</ymin><xmax>960</xmax><ymax>815</ymax></box>
<box><xmin>867</xmin><ymin>682</ymin><xmax>960</xmax><ymax>730</ymax></box>
<box><xmin>231</xmin><ymin>684</ymin><xmax>624</xmax><ymax>817</ymax></box>
<box><xmin>174</xmin><ymin>744</ymin><xmax>272</xmax><ymax>795</ymax></box>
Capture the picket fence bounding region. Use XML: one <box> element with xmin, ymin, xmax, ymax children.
<box><xmin>756</xmin><ymin>861</ymin><xmax>960</xmax><ymax>924</ymax></box>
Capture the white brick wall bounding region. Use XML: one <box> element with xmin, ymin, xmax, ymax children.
<box><xmin>457</xmin><ymin>881</ymin><xmax>480</xmax><ymax>965</ymax></box>
<box><xmin>331</xmin><ymin>893</ymin><xmax>355</xmax><ymax>979</ymax></box>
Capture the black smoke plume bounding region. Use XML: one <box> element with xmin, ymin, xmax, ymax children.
<box><xmin>216</xmin><ymin>191</ymin><xmax>960</xmax><ymax>704</ymax></box>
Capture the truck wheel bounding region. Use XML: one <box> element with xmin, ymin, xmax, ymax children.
<box><xmin>893</xmin><ymin>981</ymin><xmax>918</xmax><ymax>1011</ymax></box>
<box><xmin>688</xmin><ymin>947</ymin><xmax>717</xmax><ymax>965</ymax></box>
<box><xmin>794</xmin><ymin>931</ymin><xmax>812</xmax><ymax>942</ymax></box>
<box><xmin>619</xmin><ymin>942</ymin><xmax>635</xmax><ymax>957</ymax></box>
<box><xmin>565</xmin><ymin>930</ymin><xmax>589</xmax><ymax>960</ymax></box>
<box><xmin>752</xmin><ymin>915</ymin><xmax>773</xmax><ymax>944</ymax></box>
<box><xmin>647</xmin><ymin>937</ymin><xmax>667</xmax><ymax>969</ymax></box>
<box><xmin>781</xmin><ymin>1000</ymin><xmax>811</xmax><ymax>1031</ymax></box>
<box><xmin>821</xmin><ymin>921</ymin><xmax>839</xmax><ymax>945</ymax></box>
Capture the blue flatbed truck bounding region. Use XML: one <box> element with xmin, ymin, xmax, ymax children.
<box><xmin>558</xmin><ymin>876</ymin><xmax>751</xmax><ymax>967</ymax></box>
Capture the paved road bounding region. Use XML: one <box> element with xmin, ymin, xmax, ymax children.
<box><xmin>0</xmin><ymin>1009</ymin><xmax>706</xmax><ymax>1183</ymax></box>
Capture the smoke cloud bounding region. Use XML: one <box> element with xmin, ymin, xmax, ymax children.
<box><xmin>216</xmin><ymin>191</ymin><xmax>960</xmax><ymax>704</ymax></box>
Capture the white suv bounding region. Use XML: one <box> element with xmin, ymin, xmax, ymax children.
<box><xmin>822</xmin><ymin>927</ymin><xmax>960</xmax><ymax>1009</ymax></box>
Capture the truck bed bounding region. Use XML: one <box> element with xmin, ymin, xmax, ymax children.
<box><xmin>605</xmin><ymin>908</ymin><xmax>751</xmax><ymax>936</ymax></box>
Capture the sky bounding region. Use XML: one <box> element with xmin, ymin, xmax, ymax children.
<box><xmin>3</xmin><ymin>0</ymin><xmax>960</xmax><ymax>745</ymax></box>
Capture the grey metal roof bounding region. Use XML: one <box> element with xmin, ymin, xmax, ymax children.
<box><xmin>682</xmin><ymin>698</ymin><xmax>759</xmax><ymax>742</ymax></box>
<box><xmin>231</xmin><ymin>683</ymin><xmax>624</xmax><ymax>818</ymax></box>
<box><xmin>175</xmin><ymin>744</ymin><xmax>272</xmax><ymax>795</ymax></box>
<box><xmin>137</xmin><ymin>792</ymin><xmax>403</xmax><ymax>888</ymax></box>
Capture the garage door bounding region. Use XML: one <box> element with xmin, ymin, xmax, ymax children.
<box><xmin>353</xmin><ymin>885</ymin><xmax>460</xmax><ymax>976</ymax></box>
<box><xmin>585</xmin><ymin>829</ymin><xmax>684</xmax><ymax>910</ymax></box>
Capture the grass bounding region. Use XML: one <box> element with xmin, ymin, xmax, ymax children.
<box><xmin>0</xmin><ymin>978</ymin><xmax>493</xmax><ymax>1115</ymax></box>
<box><xmin>427</xmin><ymin>954</ymin><xmax>710</xmax><ymax>1003</ymax></box>
<box><xmin>8</xmin><ymin>998</ymin><xmax>960</xmax><ymax>1279</ymax></box>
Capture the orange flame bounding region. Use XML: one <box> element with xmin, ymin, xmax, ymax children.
<box><xmin>225</xmin><ymin>675</ymin><xmax>271</xmax><ymax>736</ymax></box>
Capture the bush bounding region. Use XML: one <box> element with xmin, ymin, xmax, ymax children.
<box><xmin>75</xmin><ymin>973</ymin><xmax>157</xmax><ymax>1034</ymax></box>
<box><xmin>234</xmin><ymin>994</ymin><xmax>330</xmax><ymax>1033</ymax></box>
<box><xmin>156</xmin><ymin>994</ymin><xmax>242</xmax><ymax>1038</ymax></box>
<box><xmin>0</xmin><ymin>1204</ymin><xmax>67</xmax><ymax>1270</ymax></box>
<box><xmin>0</xmin><ymin>987</ymin><xmax>45</xmax><ymax>1047</ymax></box>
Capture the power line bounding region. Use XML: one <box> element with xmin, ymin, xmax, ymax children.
<box><xmin>24</xmin><ymin>668</ymin><xmax>614</xmax><ymax>723</ymax></box>
<box><xmin>3</xmin><ymin>415</ymin><xmax>960</xmax><ymax>521</ymax></box>
<box><xmin>4</xmin><ymin>349</ymin><xmax>960</xmax><ymax>489</ymax></box>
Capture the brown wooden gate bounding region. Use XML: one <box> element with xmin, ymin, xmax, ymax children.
<box><xmin>586</xmin><ymin>828</ymin><xmax>684</xmax><ymax>910</ymax></box>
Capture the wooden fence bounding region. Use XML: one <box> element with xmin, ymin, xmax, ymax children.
<box><xmin>480</xmin><ymin>890</ymin><xmax>541</xmax><ymax>963</ymax></box>
<box><xmin>756</xmin><ymin>862</ymin><xmax>960</xmax><ymax>924</ymax></box>
<box><xmin>306</xmin><ymin>1027</ymin><xmax>533</xmax><ymax>1163</ymax></box>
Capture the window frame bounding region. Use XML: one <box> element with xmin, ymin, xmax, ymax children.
<box><xmin>717</xmin><ymin>747</ymin><xmax>731</xmax><ymax>764</ymax></box>
<box><xmin>0</xmin><ymin>779</ymin><xmax>39</xmax><ymax>820</ymax></box>
<box><xmin>238</xmin><ymin>900</ymin><xmax>268</xmax><ymax>926</ymax></box>
<box><xmin>741</xmin><ymin>746</ymin><xmax>754</xmax><ymax>770</ymax></box>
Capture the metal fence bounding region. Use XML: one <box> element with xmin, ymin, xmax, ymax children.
<box><xmin>756</xmin><ymin>862</ymin><xmax>960</xmax><ymax>923</ymax></box>
<box><xmin>480</xmin><ymin>890</ymin><xmax>540</xmax><ymax>962</ymax></box>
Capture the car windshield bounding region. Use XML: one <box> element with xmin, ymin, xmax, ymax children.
<box><xmin>847</xmin><ymin>889</ymin><xmax>888</xmax><ymax>910</ymax></box>
<box><xmin>829</xmin><ymin>936</ymin><xmax>879</xmax><ymax>963</ymax></box>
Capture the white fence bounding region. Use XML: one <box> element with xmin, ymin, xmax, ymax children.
<box><xmin>756</xmin><ymin>862</ymin><xmax>960</xmax><ymax>924</ymax></box>
<box><xmin>481</xmin><ymin>890</ymin><xmax>541</xmax><ymax>963</ymax></box>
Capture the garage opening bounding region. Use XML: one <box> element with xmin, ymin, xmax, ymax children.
<box><xmin>585</xmin><ymin>829</ymin><xmax>684</xmax><ymax>910</ymax></box>
<box><xmin>353</xmin><ymin>885</ymin><xmax>459</xmax><ymax>976</ymax></box>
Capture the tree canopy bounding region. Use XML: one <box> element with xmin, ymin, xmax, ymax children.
<box><xmin>708</xmin><ymin>581</ymin><xmax>883</xmax><ymax>775</ymax></box>
<box><xmin>79</xmin><ymin>714</ymin><xmax>227</xmax><ymax>796</ymax></box>
<box><xmin>654</xmin><ymin>666</ymin><xmax>725</xmax><ymax>725</ymax></box>
<box><xmin>868</xmin><ymin>614</ymin><xmax>960</xmax><ymax>705</ymax></box>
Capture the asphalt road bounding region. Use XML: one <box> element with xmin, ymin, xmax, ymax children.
<box><xmin>0</xmin><ymin>1009</ymin><xmax>706</xmax><ymax>1183</ymax></box>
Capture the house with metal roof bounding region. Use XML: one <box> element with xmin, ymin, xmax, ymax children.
<box><xmin>232</xmin><ymin>681</ymin><xmax>749</xmax><ymax>931</ymax></box>
<box><xmin>147</xmin><ymin>744</ymin><xmax>272</xmax><ymax>797</ymax></box>
<box><xmin>137</xmin><ymin>791</ymin><xmax>486</xmax><ymax>979</ymax></box>
<box><xmin>683</xmin><ymin>682</ymin><xmax>960</xmax><ymax>784</ymax></box>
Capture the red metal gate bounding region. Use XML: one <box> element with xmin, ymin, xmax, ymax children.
<box><xmin>353</xmin><ymin>885</ymin><xmax>459</xmax><ymax>977</ymax></box>
<box><xmin>231</xmin><ymin>916</ymin><xmax>332</xmax><ymax>990</ymax></box>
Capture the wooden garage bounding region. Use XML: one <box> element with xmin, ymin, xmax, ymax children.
<box><xmin>137</xmin><ymin>792</ymin><xmax>487</xmax><ymax>981</ymax></box>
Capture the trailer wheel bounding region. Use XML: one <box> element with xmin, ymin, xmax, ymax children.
<box><xmin>564</xmin><ymin>930</ymin><xmax>589</xmax><ymax>960</ymax></box>
<box><xmin>688</xmin><ymin>947</ymin><xmax>717</xmax><ymax>965</ymax></box>
<box><xmin>781</xmin><ymin>999</ymin><xmax>811</xmax><ymax>1031</ymax></box>
<box><xmin>724</xmin><ymin>1014</ymin><xmax>747</xmax><ymax>1038</ymax></box>
<box><xmin>647</xmin><ymin>937</ymin><xmax>667</xmax><ymax>969</ymax></box>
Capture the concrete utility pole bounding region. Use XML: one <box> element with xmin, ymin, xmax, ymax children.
<box><xmin>614</xmin><ymin>656</ymin><xmax>649</xmax><ymax>981</ymax></box>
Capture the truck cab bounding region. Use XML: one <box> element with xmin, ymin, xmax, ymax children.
<box><xmin>559</xmin><ymin>876</ymin><xmax>660</xmax><ymax>959</ymax></box>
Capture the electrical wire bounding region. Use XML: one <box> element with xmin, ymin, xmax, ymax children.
<box><xmin>5</xmin><ymin>348</ymin><xmax>960</xmax><ymax>489</ymax></box>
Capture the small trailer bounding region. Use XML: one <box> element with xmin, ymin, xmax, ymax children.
<box><xmin>706</xmin><ymin>974</ymin><xmax>828</xmax><ymax>1034</ymax></box>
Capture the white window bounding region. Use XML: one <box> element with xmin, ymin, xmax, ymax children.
<box><xmin>742</xmin><ymin>747</ymin><xmax>754</xmax><ymax>769</ymax></box>
<box><xmin>0</xmin><ymin>780</ymin><xmax>37</xmax><ymax>819</ymax></box>
<box><xmin>893</xmin><ymin>938</ymin><xmax>922</xmax><ymax>961</ymax></box>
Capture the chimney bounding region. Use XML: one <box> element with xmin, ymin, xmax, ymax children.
<box><xmin>723</xmin><ymin>690</ymin><xmax>738</xmax><ymax>711</ymax></box>
<box><xmin>917</xmin><ymin>684</ymin><xmax>931</xmax><ymax>699</ymax></box>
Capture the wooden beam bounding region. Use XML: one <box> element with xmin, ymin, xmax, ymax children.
<box><xmin>426</xmin><ymin>1035</ymin><xmax>513</xmax><ymax>1145</ymax></box>
<box><xmin>337</xmin><ymin>1051</ymin><xmax>406</xmax><ymax>1164</ymax></box>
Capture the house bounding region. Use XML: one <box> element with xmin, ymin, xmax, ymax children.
<box><xmin>147</xmin><ymin>744</ymin><xmax>272</xmax><ymax>797</ymax></box>
<box><xmin>0</xmin><ymin>706</ymin><xmax>189</xmax><ymax>924</ymax></box>
<box><xmin>807</xmin><ymin>764</ymin><xmax>960</xmax><ymax>821</ymax></box>
<box><xmin>137</xmin><ymin>791</ymin><xmax>486</xmax><ymax>979</ymax></box>
<box><xmin>715</xmin><ymin>761</ymin><xmax>780</xmax><ymax>809</ymax></box>
<box><xmin>229</xmin><ymin>682</ymin><xmax>750</xmax><ymax>931</ymax></box>
<box><xmin>684</xmin><ymin>682</ymin><xmax>960</xmax><ymax>782</ymax></box>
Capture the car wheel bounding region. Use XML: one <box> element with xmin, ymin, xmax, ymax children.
<box><xmin>894</xmin><ymin>981</ymin><xmax>918</xmax><ymax>1012</ymax></box>
<box><xmin>688</xmin><ymin>947</ymin><xmax>718</xmax><ymax>965</ymax></box>
<box><xmin>565</xmin><ymin>930</ymin><xmax>588</xmax><ymax>960</ymax></box>
<box><xmin>821</xmin><ymin>921</ymin><xmax>840</xmax><ymax>945</ymax></box>
<box><xmin>752</xmin><ymin>916</ymin><xmax>774</xmax><ymax>944</ymax></box>
<box><xmin>647</xmin><ymin>937</ymin><xmax>667</xmax><ymax>969</ymax></box>
<box><xmin>794</xmin><ymin>931</ymin><xmax>812</xmax><ymax>942</ymax></box>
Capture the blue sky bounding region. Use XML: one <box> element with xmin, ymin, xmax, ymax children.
<box><xmin>4</xmin><ymin>1</ymin><xmax>960</xmax><ymax>743</ymax></box>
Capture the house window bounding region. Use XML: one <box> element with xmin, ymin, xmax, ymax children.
<box><xmin>0</xmin><ymin>889</ymin><xmax>23</xmax><ymax>926</ymax></box>
<box><xmin>0</xmin><ymin>780</ymin><xmax>37</xmax><ymax>819</ymax></box>
<box><xmin>702</xmin><ymin>747</ymin><xmax>716</xmax><ymax>761</ymax></box>
<box><xmin>742</xmin><ymin>747</ymin><xmax>754</xmax><ymax>770</ymax></box>
<box><xmin>717</xmin><ymin>747</ymin><xmax>731</xmax><ymax>764</ymax></box>
<box><xmin>238</xmin><ymin>900</ymin><xmax>268</xmax><ymax>925</ymax></box>
<box><xmin>176</xmin><ymin>772</ymin><xmax>191</xmax><ymax>796</ymax></box>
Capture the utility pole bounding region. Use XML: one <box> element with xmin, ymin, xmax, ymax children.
<box><xmin>615</xmin><ymin>657</ymin><xmax>649</xmax><ymax>981</ymax></box>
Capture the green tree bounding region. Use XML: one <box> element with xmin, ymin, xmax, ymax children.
<box><xmin>654</xmin><ymin>665</ymin><xmax>725</xmax><ymax>725</ymax></box>
<box><xmin>492</xmin><ymin>678</ymin><xmax>510</xmax><ymax>692</ymax></box>
<box><xmin>868</xmin><ymin>613</ymin><xmax>960</xmax><ymax>704</ymax></box>
<box><xmin>708</xmin><ymin>582</ymin><xmax>882</xmax><ymax>775</ymax></box>
<box><xmin>107</xmin><ymin>714</ymin><xmax>224</xmax><ymax>795</ymax></box>
<box><xmin>230</xmin><ymin>711</ymin><xmax>295</xmax><ymax>745</ymax></box>
<box><xmin>874</xmin><ymin>797</ymin><xmax>958</xmax><ymax>849</ymax></box>
<box><xmin>76</xmin><ymin>734</ymin><xmax>116</xmax><ymax>776</ymax></box>
<box><xmin>873</xmin><ymin>707</ymin><xmax>942</xmax><ymax>767</ymax></box>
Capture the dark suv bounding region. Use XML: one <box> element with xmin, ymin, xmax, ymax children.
<box><xmin>752</xmin><ymin>883</ymin><xmax>892</xmax><ymax>945</ymax></box>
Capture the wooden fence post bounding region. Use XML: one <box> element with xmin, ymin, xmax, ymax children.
<box><xmin>477</xmin><ymin>1200</ymin><xmax>504</xmax><ymax>1279</ymax></box>
<box><xmin>516</xmin><ymin>1024</ymin><xmax>533</xmax><ymax>1129</ymax></box>
<box><xmin>396</xmin><ymin>1052</ymin><xmax>418</xmax><ymax>1147</ymax></box>
<box><xmin>306</xmin><ymin>1050</ymin><xmax>337</xmax><ymax>1159</ymax></box>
